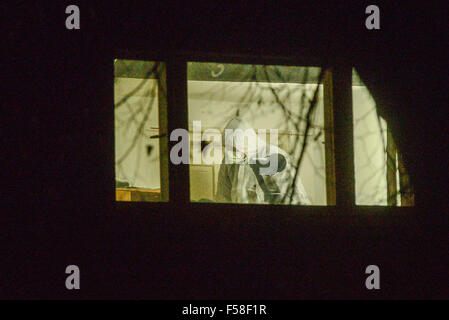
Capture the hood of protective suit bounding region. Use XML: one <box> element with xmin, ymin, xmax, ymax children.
<box><xmin>220</xmin><ymin>117</ymin><xmax>311</xmax><ymax>205</ymax></box>
<box><xmin>222</xmin><ymin>117</ymin><xmax>269</xmax><ymax>164</ymax></box>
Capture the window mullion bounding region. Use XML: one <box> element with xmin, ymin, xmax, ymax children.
<box><xmin>328</xmin><ymin>64</ymin><xmax>356</xmax><ymax>208</ymax></box>
<box><xmin>165</xmin><ymin>57</ymin><xmax>190</xmax><ymax>205</ymax></box>
<box><xmin>323</xmin><ymin>68</ymin><xmax>336</xmax><ymax>205</ymax></box>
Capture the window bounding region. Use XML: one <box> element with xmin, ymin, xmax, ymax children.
<box><xmin>112</xmin><ymin>57</ymin><xmax>414</xmax><ymax>208</ymax></box>
<box><xmin>114</xmin><ymin>59</ymin><xmax>168</xmax><ymax>202</ymax></box>
<box><xmin>186</xmin><ymin>62</ymin><xmax>327</xmax><ymax>205</ymax></box>
<box><xmin>352</xmin><ymin>69</ymin><xmax>414</xmax><ymax>206</ymax></box>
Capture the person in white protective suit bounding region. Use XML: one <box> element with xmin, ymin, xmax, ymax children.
<box><xmin>215</xmin><ymin>117</ymin><xmax>311</xmax><ymax>205</ymax></box>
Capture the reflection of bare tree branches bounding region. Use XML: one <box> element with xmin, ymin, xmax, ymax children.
<box><xmin>285</xmin><ymin>69</ymin><xmax>325</xmax><ymax>204</ymax></box>
<box><xmin>242</xmin><ymin>65</ymin><xmax>325</xmax><ymax>204</ymax></box>
<box><xmin>115</xmin><ymin>73</ymin><xmax>158</xmax><ymax>165</ymax></box>
<box><xmin>114</xmin><ymin>61</ymin><xmax>409</xmax><ymax>205</ymax></box>
<box><xmin>114</xmin><ymin>62</ymin><xmax>160</xmax><ymax>109</ymax></box>
<box><xmin>353</xmin><ymin>79</ymin><xmax>410</xmax><ymax>205</ymax></box>
<box><xmin>354</xmin><ymin>110</ymin><xmax>388</xmax><ymax>204</ymax></box>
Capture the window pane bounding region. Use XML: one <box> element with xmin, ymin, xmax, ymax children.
<box><xmin>187</xmin><ymin>62</ymin><xmax>326</xmax><ymax>205</ymax></box>
<box><xmin>114</xmin><ymin>59</ymin><xmax>167</xmax><ymax>202</ymax></box>
<box><xmin>352</xmin><ymin>68</ymin><xmax>414</xmax><ymax>206</ymax></box>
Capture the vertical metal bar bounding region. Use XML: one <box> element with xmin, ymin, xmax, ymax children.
<box><xmin>398</xmin><ymin>153</ymin><xmax>415</xmax><ymax>206</ymax></box>
<box><xmin>386</xmin><ymin>128</ymin><xmax>398</xmax><ymax>206</ymax></box>
<box><xmin>323</xmin><ymin>68</ymin><xmax>336</xmax><ymax>205</ymax></box>
<box><xmin>157</xmin><ymin>63</ymin><xmax>169</xmax><ymax>202</ymax></box>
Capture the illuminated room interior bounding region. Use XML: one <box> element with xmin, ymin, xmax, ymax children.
<box><xmin>114</xmin><ymin>60</ymin><xmax>413</xmax><ymax>206</ymax></box>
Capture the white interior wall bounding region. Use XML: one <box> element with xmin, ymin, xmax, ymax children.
<box><xmin>187</xmin><ymin>80</ymin><xmax>327</xmax><ymax>205</ymax></box>
<box><xmin>352</xmin><ymin>83</ymin><xmax>388</xmax><ymax>205</ymax></box>
<box><xmin>114</xmin><ymin>77</ymin><xmax>161</xmax><ymax>189</ymax></box>
<box><xmin>114</xmin><ymin>76</ymin><xmax>389</xmax><ymax>206</ymax></box>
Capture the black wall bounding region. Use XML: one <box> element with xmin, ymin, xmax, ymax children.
<box><xmin>3</xmin><ymin>2</ymin><xmax>447</xmax><ymax>299</ymax></box>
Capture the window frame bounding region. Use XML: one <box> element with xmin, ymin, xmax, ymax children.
<box><xmin>112</xmin><ymin>50</ymin><xmax>417</xmax><ymax>226</ymax></box>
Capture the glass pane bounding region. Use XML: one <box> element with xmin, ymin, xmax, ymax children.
<box><xmin>114</xmin><ymin>59</ymin><xmax>167</xmax><ymax>202</ymax></box>
<box><xmin>352</xmin><ymin>68</ymin><xmax>414</xmax><ymax>206</ymax></box>
<box><xmin>187</xmin><ymin>62</ymin><xmax>326</xmax><ymax>205</ymax></box>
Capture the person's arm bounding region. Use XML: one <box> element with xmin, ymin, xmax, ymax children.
<box><xmin>215</xmin><ymin>164</ymin><xmax>233</xmax><ymax>203</ymax></box>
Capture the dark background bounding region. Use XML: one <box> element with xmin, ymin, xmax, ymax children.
<box><xmin>3</xmin><ymin>2</ymin><xmax>448</xmax><ymax>299</ymax></box>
